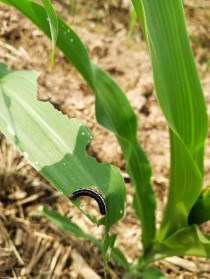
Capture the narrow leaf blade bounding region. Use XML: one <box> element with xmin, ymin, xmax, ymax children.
<box><xmin>41</xmin><ymin>0</ymin><xmax>58</xmax><ymax>68</ymax></box>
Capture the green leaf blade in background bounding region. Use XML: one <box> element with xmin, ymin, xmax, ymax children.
<box><xmin>41</xmin><ymin>0</ymin><xmax>58</xmax><ymax>68</ymax></box>
<box><xmin>1</xmin><ymin>0</ymin><xmax>157</xmax><ymax>250</ymax></box>
<box><xmin>146</xmin><ymin>226</ymin><xmax>210</xmax><ymax>263</ymax></box>
<box><xmin>0</xmin><ymin>63</ymin><xmax>125</xmax><ymax>230</ymax></box>
<box><xmin>133</xmin><ymin>0</ymin><xmax>208</xmax><ymax>239</ymax></box>
<box><xmin>131</xmin><ymin>0</ymin><xmax>146</xmax><ymax>39</ymax></box>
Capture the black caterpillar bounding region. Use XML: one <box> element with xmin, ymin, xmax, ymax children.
<box><xmin>69</xmin><ymin>188</ymin><xmax>107</xmax><ymax>215</ymax></box>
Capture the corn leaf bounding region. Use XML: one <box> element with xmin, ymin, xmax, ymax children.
<box><xmin>189</xmin><ymin>198</ymin><xmax>210</xmax><ymax>225</ymax></box>
<box><xmin>0</xmin><ymin>63</ymin><xmax>125</xmax><ymax>231</ymax></box>
<box><xmin>92</xmin><ymin>64</ymin><xmax>156</xmax><ymax>250</ymax></box>
<box><xmin>1</xmin><ymin>0</ymin><xmax>157</xmax><ymax>249</ymax></box>
<box><xmin>132</xmin><ymin>0</ymin><xmax>208</xmax><ymax>239</ymax></box>
<box><xmin>141</xmin><ymin>267</ymin><xmax>168</xmax><ymax>279</ymax></box>
<box><xmin>41</xmin><ymin>0</ymin><xmax>58</xmax><ymax>68</ymax></box>
<box><xmin>147</xmin><ymin>226</ymin><xmax>210</xmax><ymax>261</ymax></box>
<box><xmin>131</xmin><ymin>0</ymin><xmax>146</xmax><ymax>39</ymax></box>
<box><xmin>42</xmin><ymin>206</ymin><xmax>130</xmax><ymax>270</ymax></box>
<box><xmin>189</xmin><ymin>187</ymin><xmax>210</xmax><ymax>225</ymax></box>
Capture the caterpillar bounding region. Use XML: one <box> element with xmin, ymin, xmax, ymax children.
<box><xmin>69</xmin><ymin>188</ymin><xmax>107</xmax><ymax>215</ymax></box>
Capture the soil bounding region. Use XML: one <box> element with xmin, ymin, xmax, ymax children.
<box><xmin>0</xmin><ymin>0</ymin><xmax>210</xmax><ymax>278</ymax></box>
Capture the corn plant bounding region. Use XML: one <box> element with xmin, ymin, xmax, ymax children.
<box><xmin>0</xmin><ymin>0</ymin><xmax>210</xmax><ymax>278</ymax></box>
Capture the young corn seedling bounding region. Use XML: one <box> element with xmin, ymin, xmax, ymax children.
<box><xmin>0</xmin><ymin>0</ymin><xmax>209</xmax><ymax>278</ymax></box>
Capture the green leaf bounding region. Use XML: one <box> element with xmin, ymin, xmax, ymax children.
<box><xmin>146</xmin><ymin>226</ymin><xmax>210</xmax><ymax>262</ymax></box>
<box><xmin>141</xmin><ymin>267</ymin><xmax>168</xmax><ymax>279</ymax></box>
<box><xmin>43</xmin><ymin>206</ymin><xmax>89</xmax><ymax>238</ymax></box>
<box><xmin>2</xmin><ymin>0</ymin><xmax>94</xmax><ymax>88</ymax></box>
<box><xmin>189</xmin><ymin>187</ymin><xmax>210</xmax><ymax>225</ymax></box>
<box><xmin>103</xmin><ymin>232</ymin><xmax>117</xmax><ymax>268</ymax></box>
<box><xmin>1</xmin><ymin>0</ymin><xmax>157</xmax><ymax>249</ymax></box>
<box><xmin>92</xmin><ymin>63</ymin><xmax>156</xmax><ymax>249</ymax></box>
<box><xmin>131</xmin><ymin>0</ymin><xmax>146</xmax><ymax>39</ymax></box>
<box><xmin>42</xmin><ymin>206</ymin><xmax>130</xmax><ymax>270</ymax></box>
<box><xmin>41</xmin><ymin>0</ymin><xmax>58</xmax><ymax>68</ymax></box>
<box><xmin>0</xmin><ymin>63</ymin><xmax>125</xmax><ymax>230</ymax></box>
<box><xmin>133</xmin><ymin>0</ymin><xmax>208</xmax><ymax>239</ymax></box>
<box><xmin>128</xmin><ymin>4</ymin><xmax>137</xmax><ymax>38</ymax></box>
<box><xmin>0</xmin><ymin>0</ymin><xmax>9</xmax><ymax>3</ymax></box>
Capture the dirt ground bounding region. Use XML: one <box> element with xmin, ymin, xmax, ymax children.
<box><xmin>0</xmin><ymin>0</ymin><xmax>210</xmax><ymax>278</ymax></box>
